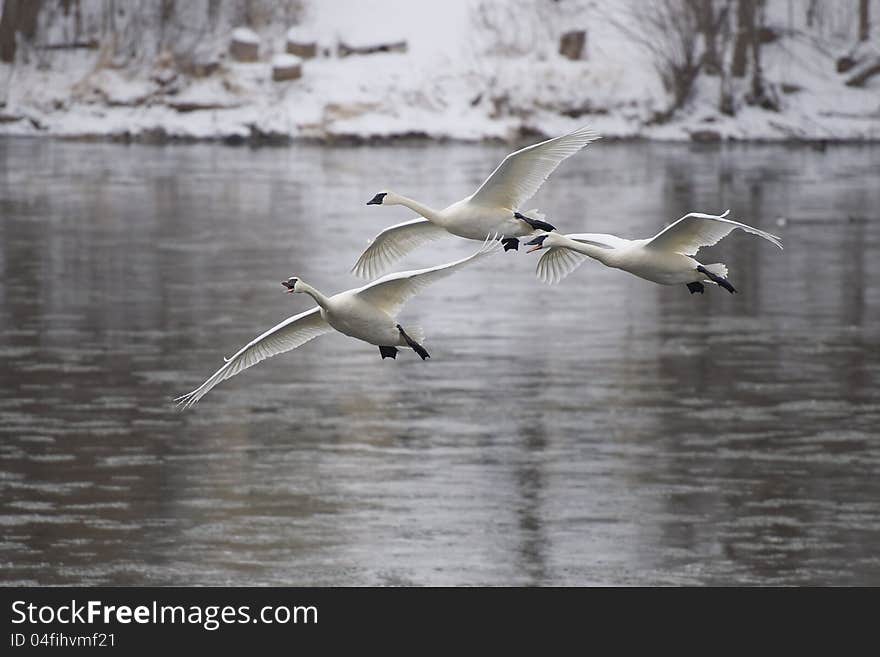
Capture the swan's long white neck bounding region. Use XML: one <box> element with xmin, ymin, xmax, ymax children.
<box><xmin>297</xmin><ymin>282</ymin><xmax>331</xmax><ymax>309</ymax></box>
<box><xmin>557</xmin><ymin>235</ymin><xmax>616</xmax><ymax>264</ymax></box>
<box><xmin>389</xmin><ymin>193</ymin><xmax>445</xmax><ymax>224</ymax></box>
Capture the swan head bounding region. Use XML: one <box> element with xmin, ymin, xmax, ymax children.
<box><xmin>366</xmin><ymin>191</ymin><xmax>402</xmax><ymax>206</ymax></box>
<box><xmin>524</xmin><ymin>233</ymin><xmax>561</xmax><ymax>253</ymax></box>
<box><xmin>281</xmin><ymin>276</ymin><xmax>302</xmax><ymax>294</ymax></box>
<box><xmin>366</xmin><ymin>191</ymin><xmax>388</xmax><ymax>205</ymax></box>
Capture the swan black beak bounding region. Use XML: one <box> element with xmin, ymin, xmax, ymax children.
<box><xmin>524</xmin><ymin>235</ymin><xmax>547</xmax><ymax>253</ymax></box>
<box><xmin>282</xmin><ymin>277</ymin><xmax>298</xmax><ymax>293</ymax></box>
<box><xmin>366</xmin><ymin>193</ymin><xmax>387</xmax><ymax>205</ymax></box>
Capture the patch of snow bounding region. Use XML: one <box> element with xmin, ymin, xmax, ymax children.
<box><xmin>286</xmin><ymin>26</ymin><xmax>309</xmax><ymax>42</ymax></box>
<box><xmin>0</xmin><ymin>0</ymin><xmax>877</xmax><ymax>142</ymax></box>
<box><xmin>231</xmin><ymin>27</ymin><xmax>260</xmax><ymax>45</ymax></box>
<box><xmin>272</xmin><ymin>54</ymin><xmax>303</xmax><ymax>67</ymax></box>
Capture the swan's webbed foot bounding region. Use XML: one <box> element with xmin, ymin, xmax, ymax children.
<box><xmin>686</xmin><ymin>282</ymin><xmax>705</xmax><ymax>294</ymax></box>
<box><xmin>514</xmin><ymin>211</ymin><xmax>556</xmax><ymax>233</ymax></box>
<box><xmin>718</xmin><ymin>278</ymin><xmax>737</xmax><ymax>294</ymax></box>
<box><xmin>379</xmin><ymin>346</ymin><xmax>398</xmax><ymax>359</ymax></box>
<box><xmin>501</xmin><ymin>237</ymin><xmax>519</xmax><ymax>252</ymax></box>
<box><xmin>396</xmin><ymin>324</ymin><xmax>430</xmax><ymax>360</ymax></box>
<box><xmin>696</xmin><ymin>265</ymin><xmax>737</xmax><ymax>294</ymax></box>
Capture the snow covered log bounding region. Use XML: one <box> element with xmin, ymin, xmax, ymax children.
<box><xmin>689</xmin><ymin>129</ymin><xmax>722</xmax><ymax>142</ymax></box>
<box><xmin>272</xmin><ymin>54</ymin><xmax>303</xmax><ymax>82</ymax></box>
<box><xmin>845</xmin><ymin>56</ymin><xmax>880</xmax><ymax>87</ymax></box>
<box><xmin>837</xmin><ymin>56</ymin><xmax>858</xmax><ymax>73</ymax></box>
<box><xmin>285</xmin><ymin>27</ymin><xmax>317</xmax><ymax>59</ymax></box>
<box><xmin>35</xmin><ymin>38</ymin><xmax>99</xmax><ymax>51</ymax></box>
<box><xmin>338</xmin><ymin>40</ymin><xmax>407</xmax><ymax>58</ymax></box>
<box><xmin>559</xmin><ymin>30</ymin><xmax>586</xmax><ymax>61</ymax></box>
<box><xmin>229</xmin><ymin>27</ymin><xmax>260</xmax><ymax>62</ymax></box>
<box><xmin>167</xmin><ymin>100</ymin><xmax>234</xmax><ymax>112</ymax></box>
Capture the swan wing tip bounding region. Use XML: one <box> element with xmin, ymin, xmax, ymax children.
<box><xmin>351</xmin><ymin>260</ymin><xmax>375</xmax><ymax>280</ymax></box>
<box><xmin>173</xmin><ymin>391</ymin><xmax>198</xmax><ymax>411</ymax></box>
<box><xmin>575</xmin><ymin>124</ymin><xmax>602</xmax><ymax>141</ymax></box>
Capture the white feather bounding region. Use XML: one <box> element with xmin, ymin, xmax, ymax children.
<box><xmin>400</xmin><ymin>325</ymin><xmax>425</xmax><ymax>344</ymax></box>
<box><xmin>352</xmin><ymin>218</ymin><xmax>448</xmax><ymax>280</ymax></box>
<box><xmin>646</xmin><ymin>210</ymin><xmax>783</xmax><ymax>256</ymax></box>
<box><xmin>355</xmin><ymin>235</ymin><xmax>503</xmax><ymax>316</ymax></box>
<box><xmin>700</xmin><ymin>263</ymin><xmax>729</xmax><ymax>280</ymax></box>
<box><xmin>536</xmin><ymin>247</ymin><xmax>590</xmax><ymax>285</ymax></box>
<box><xmin>469</xmin><ymin>125</ymin><xmax>602</xmax><ymax>210</ymax></box>
<box><xmin>175</xmin><ymin>307</ymin><xmax>332</xmax><ymax>409</ymax></box>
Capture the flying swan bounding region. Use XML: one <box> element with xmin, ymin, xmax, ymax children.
<box><xmin>524</xmin><ymin>210</ymin><xmax>783</xmax><ymax>293</ymax></box>
<box><xmin>353</xmin><ymin>124</ymin><xmax>601</xmax><ymax>279</ymax></box>
<box><xmin>175</xmin><ymin>237</ymin><xmax>502</xmax><ymax>409</ymax></box>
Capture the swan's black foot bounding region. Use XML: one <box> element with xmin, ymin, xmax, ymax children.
<box><xmin>687</xmin><ymin>281</ymin><xmax>705</xmax><ymax>294</ymax></box>
<box><xmin>379</xmin><ymin>346</ymin><xmax>398</xmax><ymax>359</ymax></box>
<box><xmin>718</xmin><ymin>278</ymin><xmax>737</xmax><ymax>294</ymax></box>
<box><xmin>697</xmin><ymin>265</ymin><xmax>737</xmax><ymax>294</ymax></box>
<box><xmin>396</xmin><ymin>324</ymin><xmax>430</xmax><ymax>360</ymax></box>
<box><xmin>514</xmin><ymin>211</ymin><xmax>556</xmax><ymax>233</ymax></box>
<box><xmin>501</xmin><ymin>237</ymin><xmax>519</xmax><ymax>252</ymax></box>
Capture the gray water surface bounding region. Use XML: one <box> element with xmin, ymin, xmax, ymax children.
<box><xmin>1</xmin><ymin>138</ymin><xmax>879</xmax><ymax>585</ymax></box>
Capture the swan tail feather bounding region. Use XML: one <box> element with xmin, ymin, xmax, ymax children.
<box><xmin>399</xmin><ymin>325</ymin><xmax>425</xmax><ymax>345</ymax></box>
<box><xmin>700</xmin><ymin>263</ymin><xmax>729</xmax><ymax>281</ymax></box>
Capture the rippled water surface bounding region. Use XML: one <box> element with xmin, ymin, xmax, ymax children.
<box><xmin>1</xmin><ymin>137</ymin><xmax>879</xmax><ymax>585</ymax></box>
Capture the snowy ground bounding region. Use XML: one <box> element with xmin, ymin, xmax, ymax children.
<box><xmin>1</xmin><ymin>0</ymin><xmax>878</xmax><ymax>142</ymax></box>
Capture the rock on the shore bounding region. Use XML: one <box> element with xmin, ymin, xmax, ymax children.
<box><xmin>559</xmin><ymin>30</ymin><xmax>586</xmax><ymax>61</ymax></box>
<box><xmin>689</xmin><ymin>129</ymin><xmax>722</xmax><ymax>143</ymax></box>
<box><xmin>230</xmin><ymin>27</ymin><xmax>260</xmax><ymax>62</ymax></box>
<box><xmin>272</xmin><ymin>54</ymin><xmax>303</xmax><ymax>81</ymax></box>
<box><xmin>285</xmin><ymin>27</ymin><xmax>317</xmax><ymax>59</ymax></box>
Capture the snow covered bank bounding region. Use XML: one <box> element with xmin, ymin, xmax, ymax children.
<box><xmin>1</xmin><ymin>0</ymin><xmax>878</xmax><ymax>143</ymax></box>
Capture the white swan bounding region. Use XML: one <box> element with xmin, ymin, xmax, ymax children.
<box><xmin>524</xmin><ymin>210</ymin><xmax>783</xmax><ymax>293</ymax></box>
<box><xmin>353</xmin><ymin>124</ymin><xmax>601</xmax><ymax>279</ymax></box>
<box><xmin>175</xmin><ymin>237</ymin><xmax>502</xmax><ymax>409</ymax></box>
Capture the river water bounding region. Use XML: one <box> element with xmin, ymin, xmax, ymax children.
<box><xmin>1</xmin><ymin>137</ymin><xmax>878</xmax><ymax>585</ymax></box>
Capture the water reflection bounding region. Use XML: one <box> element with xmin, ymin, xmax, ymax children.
<box><xmin>0</xmin><ymin>137</ymin><xmax>878</xmax><ymax>585</ymax></box>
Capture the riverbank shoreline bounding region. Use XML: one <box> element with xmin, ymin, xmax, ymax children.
<box><xmin>3</xmin><ymin>130</ymin><xmax>877</xmax><ymax>147</ymax></box>
<box><xmin>4</xmin><ymin>1</ymin><xmax>878</xmax><ymax>147</ymax></box>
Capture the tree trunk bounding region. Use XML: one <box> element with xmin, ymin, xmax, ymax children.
<box><xmin>0</xmin><ymin>0</ymin><xmax>42</xmax><ymax>63</ymax></box>
<box><xmin>806</xmin><ymin>0</ymin><xmax>818</xmax><ymax>28</ymax></box>
<box><xmin>719</xmin><ymin>63</ymin><xmax>735</xmax><ymax>115</ymax></box>
<box><xmin>692</xmin><ymin>0</ymin><xmax>720</xmax><ymax>75</ymax></box>
<box><xmin>859</xmin><ymin>0</ymin><xmax>870</xmax><ymax>42</ymax></box>
<box><xmin>750</xmin><ymin>1</ymin><xmax>764</xmax><ymax>99</ymax></box>
<box><xmin>732</xmin><ymin>0</ymin><xmax>755</xmax><ymax>78</ymax></box>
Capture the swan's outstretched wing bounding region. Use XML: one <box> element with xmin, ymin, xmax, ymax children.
<box><xmin>468</xmin><ymin>124</ymin><xmax>601</xmax><ymax>210</ymax></box>
<box><xmin>175</xmin><ymin>307</ymin><xmax>331</xmax><ymax>409</ymax></box>
<box><xmin>352</xmin><ymin>218</ymin><xmax>449</xmax><ymax>280</ymax></box>
<box><xmin>355</xmin><ymin>236</ymin><xmax>503</xmax><ymax>316</ymax></box>
<box><xmin>645</xmin><ymin>210</ymin><xmax>783</xmax><ymax>256</ymax></box>
<box><xmin>536</xmin><ymin>247</ymin><xmax>590</xmax><ymax>285</ymax></box>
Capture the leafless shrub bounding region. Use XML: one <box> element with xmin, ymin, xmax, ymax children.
<box><xmin>8</xmin><ymin>1</ymin><xmax>304</xmax><ymax>71</ymax></box>
<box><xmin>469</xmin><ymin>0</ymin><xmax>557</xmax><ymax>58</ymax></box>
<box><xmin>612</xmin><ymin>0</ymin><xmax>704</xmax><ymax>120</ymax></box>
